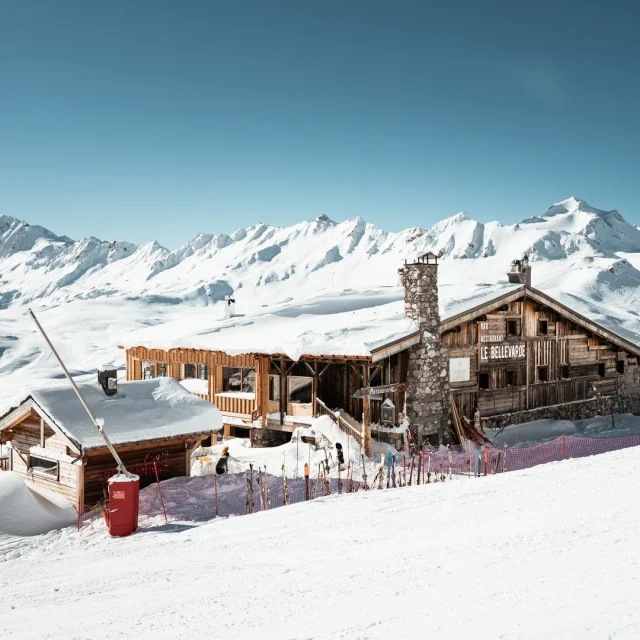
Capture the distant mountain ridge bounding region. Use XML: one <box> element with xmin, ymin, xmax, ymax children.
<box><xmin>1</xmin><ymin>197</ymin><xmax>639</xmax><ymax>311</ymax></box>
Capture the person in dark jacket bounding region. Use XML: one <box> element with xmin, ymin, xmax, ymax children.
<box><xmin>216</xmin><ymin>451</ymin><xmax>230</xmax><ymax>475</ymax></box>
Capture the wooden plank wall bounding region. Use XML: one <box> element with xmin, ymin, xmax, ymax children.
<box><xmin>4</xmin><ymin>416</ymin><xmax>79</xmax><ymax>507</ymax></box>
<box><xmin>444</xmin><ymin>296</ymin><xmax>639</xmax><ymax>421</ymax></box>
<box><xmin>83</xmin><ymin>437</ymin><xmax>199</xmax><ymax>507</ymax></box>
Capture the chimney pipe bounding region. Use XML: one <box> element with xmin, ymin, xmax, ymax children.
<box><xmin>224</xmin><ymin>296</ymin><xmax>236</xmax><ymax>319</ymax></box>
<box><xmin>98</xmin><ymin>369</ymin><xmax>118</xmax><ymax>396</ymax></box>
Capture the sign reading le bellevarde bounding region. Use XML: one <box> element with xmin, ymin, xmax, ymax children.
<box><xmin>480</xmin><ymin>343</ymin><xmax>525</xmax><ymax>362</ymax></box>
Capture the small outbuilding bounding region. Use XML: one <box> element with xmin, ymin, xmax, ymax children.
<box><xmin>0</xmin><ymin>377</ymin><xmax>223</xmax><ymax>512</ymax></box>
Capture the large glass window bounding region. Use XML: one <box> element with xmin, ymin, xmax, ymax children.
<box><xmin>157</xmin><ymin>362</ymin><xmax>167</xmax><ymax>377</ymax></box>
<box><xmin>222</xmin><ymin>367</ymin><xmax>255</xmax><ymax>393</ymax></box>
<box><xmin>142</xmin><ymin>362</ymin><xmax>156</xmax><ymax>379</ymax></box>
<box><xmin>288</xmin><ymin>376</ymin><xmax>313</xmax><ymax>404</ymax></box>
<box><xmin>183</xmin><ymin>364</ymin><xmax>197</xmax><ymax>379</ymax></box>
<box><xmin>200</xmin><ymin>365</ymin><xmax>209</xmax><ymax>380</ymax></box>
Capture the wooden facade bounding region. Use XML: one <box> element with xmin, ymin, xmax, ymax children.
<box><xmin>0</xmin><ymin>405</ymin><xmax>207</xmax><ymax>512</ymax></box>
<box><xmin>124</xmin><ymin>346</ymin><xmax>412</xmax><ymax>453</ymax></box>
<box><xmin>441</xmin><ymin>288</ymin><xmax>640</xmax><ymax>423</ymax></box>
<box><xmin>124</xmin><ymin>283</ymin><xmax>640</xmax><ymax>447</ymax></box>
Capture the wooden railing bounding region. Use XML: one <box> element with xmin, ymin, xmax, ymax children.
<box><xmin>214</xmin><ymin>394</ymin><xmax>255</xmax><ymax>418</ymax></box>
<box><xmin>316</xmin><ymin>398</ymin><xmax>364</xmax><ymax>449</ymax></box>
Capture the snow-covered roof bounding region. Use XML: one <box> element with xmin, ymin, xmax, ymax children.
<box><xmin>1</xmin><ymin>378</ymin><xmax>223</xmax><ymax>450</ymax></box>
<box><xmin>121</xmin><ymin>290</ymin><xmax>420</xmax><ymax>360</ymax></box>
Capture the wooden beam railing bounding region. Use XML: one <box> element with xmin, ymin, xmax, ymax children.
<box><xmin>316</xmin><ymin>398</ymin><xmax>365</xmax><ymax>450</ymax></box>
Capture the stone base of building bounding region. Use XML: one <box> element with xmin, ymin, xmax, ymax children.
<box><xmin>482</xmin><ymin>393</ymin><xmax>640</xmax><ymax>431</ymax></box>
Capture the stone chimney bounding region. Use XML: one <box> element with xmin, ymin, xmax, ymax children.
<box><xmin>508</xmin><ymin>255</ymin><xmax>531</xmax><ymax>287</ymax></box>
<box><xmin>402</xmin><ymin>252</ymin><xmax>451</xmax><ymax>445</ymax></box>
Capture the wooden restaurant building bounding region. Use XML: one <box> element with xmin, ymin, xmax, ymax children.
<box><xmin>121</xmin><ymin>256</ymin><xmax>640</xmax><ymax>449</ymax></box>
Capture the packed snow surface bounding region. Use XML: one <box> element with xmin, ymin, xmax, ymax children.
<box><xmin>2</xmin><ymin>448</ymin><xmax>640</xmax><ymax>638</ymax></box>
<box><xmin>6</xmin><ymin>378</ymin><xmax>223</xmax><ymax>450</ymax></box>
<box><xmin>0</xmin><ymin>472</ymin><xmax>76</xmax><ymax>538</ymax></box>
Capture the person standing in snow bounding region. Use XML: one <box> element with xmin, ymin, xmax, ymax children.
<box><xmin>216</xmin><ymin>449</ymin><xmax>230</xmax><ymax>475</ymax></box>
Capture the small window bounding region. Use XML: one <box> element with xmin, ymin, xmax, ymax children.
<box><xmin>506</xmin><ymin>320</ymin><xmax>519</xmax><ymax>337</ymax></box>
<box><xmin>29</xmin><ymin>456</ymin><xmax>58</xmax><ymax>479</ymax></box>
<box><xmin>616</xmin><ymin>360</ymin><xmax>625</xmax><ymax>375</ymax></box>
<box><xmin>560</xmin><ymin>365</ymin><xmax>570</xmax><ymax>379</ymax></box>
<box><xmin>157</xmin><ymin>362</ymin><xmax>167</xmax><ymax>377</ymax></box>
<box><xmin>142</xmin><ymin>362</ymin><xmax>155</xmax><ymax>379</ymax></box>
<box><xmin>199</xmin><ymin>365</ymin><xmax>209</xmax><ymax>380</ymax></box>
<box><xmin>598</xmin><ymin>362</ymin><xmax>606</xmax><ymax>378</ymax></box>
<box><xmin>269</xmin><ymin>375</ymin><xmax>280</xmax><ymax>402</ymax></box>
<box><xmin>478</xmin><ymin>373</ymin><xmax>490</xmax><ymax>390</ymax></box>
<box><xmin>538</xmin><ymin>320</ymin><xmax>548</xmax><ymax>336</ymax></box>
<box><xmin>538</xmin><ymin>366</ymin><xmax>549</xmax><ymax>382</ymax></box>
<box><xmin>182</xmin><ymin>364</ymin><xmax>197</xmax><ymax>379</ymax></box>
<box><xmin>506</xmin><ymin>370</ymin><xmax>516</xmax><ymax>387</ymax></box>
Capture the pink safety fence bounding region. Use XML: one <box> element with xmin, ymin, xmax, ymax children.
<box><xmin>77</xmin><ymin>433</ymin><xmax>640</xmax><ymax>529</ymax></box>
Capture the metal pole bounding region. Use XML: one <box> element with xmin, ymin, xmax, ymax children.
<box><xmin>28</xmin><ymin>309</ymin><xmax>131</xmax><ymax>476</ymax></box>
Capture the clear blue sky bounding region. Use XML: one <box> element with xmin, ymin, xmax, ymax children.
<box><xmin>1</xmin><ymin>1</ymin><xmax>638</xmax><ymax>247</ymax></box>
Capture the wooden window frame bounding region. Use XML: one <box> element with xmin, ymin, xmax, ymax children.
<box><xmin>478</xmin><ymin>372</ymin><xmax>490</xmax><ymax>390</ymax></box>
<box><xmin>142</xmin><ymin>361</ymin><xmax>157</xmax><ymax>379</ymax></box>
<box><xmin>598</xmin><ymin>362</ymin><xmax>606</xmax><ymax>378</ymax></box>
<box><xmin>616</xmin><ymin>360</ymin><xmax>625</xmax><ymax>375</ymax></box>
<box><xmin>221</xmin><ymin>367</ymin><xmax>256</xmax><ymax>394</ymax></box>
<box><xmin>506</xmin><ymin>319</ymin><xmax>520</xmax><ymax>338</ymax></box>
<box><xmin>560</xmin><ymin>365</ymin><xmax>570</xmax><ymax>380</ymax></box>
<box><xmin>28</xmin><ymin>454</ymin><xmax>59</xmax><ymax>481</ymax></box>
<box><xmin>538</xmin><ymin>320</ymin><xmax>548</xmax><ymax>336</ymax></box>
<box><xmin>537</xmin><ymin>366</ymin><xmax>549</xmax><ymax>383</ymax></box>
<box><xmin>505</xmin><ymin>370</ymin><xmax>517</xmax><ymax>387</ymax></box>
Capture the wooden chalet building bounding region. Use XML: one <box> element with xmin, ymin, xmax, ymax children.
<box><xmin>0</xmin><ymin>377</ymin><xmax>222</xmax><ymax>511</ymax></box>
<box><xmin>121</xmin><ymin>257</ymin><xmax>640</xmax><ymax>448</ymax></box>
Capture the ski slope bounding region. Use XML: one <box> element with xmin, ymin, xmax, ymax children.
<box><xmin>1</xmin><ymin>448</ymin><xmax>639</xmax><ymax>639</ymax></box>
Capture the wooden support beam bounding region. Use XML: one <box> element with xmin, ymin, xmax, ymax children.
<box><xmin>318</xmin><ymin>363</ymin><xmax>331</xmax><ymax>378</ymax></box>
<box><xmin>362</xmin><ymin>365</ymin><xmax>372</xmax><ymax>457</ymax></box>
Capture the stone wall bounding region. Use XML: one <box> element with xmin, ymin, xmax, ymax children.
<box><xmin>403</xmin><ymin>261</ymin><xmax>451</xmax><ymax>445</ymax></box>
<box><xmin>482</xmin><ymin>393</ymin><xmax>640</xmax><ymax>430</ymax></box>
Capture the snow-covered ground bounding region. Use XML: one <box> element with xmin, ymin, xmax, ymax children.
<box><xmin>2</xmin><ymin>448</ymin><xmax>640</xmax><ymax>639</ymax></box>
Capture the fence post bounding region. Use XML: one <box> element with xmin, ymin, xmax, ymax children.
<box><xmin>562</xmin><ymin>434</ymin><xmax>567</xmax><ymax>460</ymax></box>
<box><xmin>154</xmin><ymin>462</ymin><xmax>168</xmax><ymax>523</ymax></box>
<box><xmin>214</xmin><ymin>474</ymin><xmax>220</xmax><ymax>516</ymax></box>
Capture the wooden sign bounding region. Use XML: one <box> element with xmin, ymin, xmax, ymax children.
<box><xmin>450</xmin><ymin>357</ymin><xmax>470</xmax><ymax>382</ymax></box>
<box><xmin>358</xmin><ymin>383</ymin><xmax>407</xmax><ymax>396</ymax></box>
<box><xmin>480</xmin><ymin>343</ymin><xmax>525</xmax><ymax>362</ymax></box>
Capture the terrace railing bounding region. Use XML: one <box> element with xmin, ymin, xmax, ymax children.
<box><xmin>316</xmin><ymin>398</ymin><xmax>364</xmax><ymax>449</ymax></box>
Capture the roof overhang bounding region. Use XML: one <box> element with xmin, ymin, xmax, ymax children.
<box><xmin>370</xmin><ymin>330</ymin><xmax>421</xmax><ymax>363</ymax></box>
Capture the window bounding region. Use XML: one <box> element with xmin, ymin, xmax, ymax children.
<box><xmin>598</xmin><ymin>362</ymin><xmax>606</xmax><ymax>378</ymax></box>
<box><xmin>506</xmin><ymin>320</ymin><xmax>519</xmax><ymax>337</ymax></box>
<box><xmin>538</xmin><ymin>366</ymin><xmax>549</xmax><ymax>382</ymax></box>
<box><xmin>288</xmin><ymin>376</ymin><xmax>313</xmax><ymax>404</ymax></box>
<box><xmin>29</xmin><ymin>456</ymin><xmax>58</xmax><ymax>479</ymax></box>
<box><xmin>200</xmin><ymin>365</ymin><xmax>209</xmax><ymax>380</ymax></box>
<box><xmin>616</xmin><ymin>360</ymin><xmax>625</xmax><ymax>375</ymax></box>
<box><xmin>183</xmin><ymin>364</ymin><xmax>197</xmax><ymax>379</ymax></box>
<box><xmin>560</xmin><ymin>365</ymin><xmax>570</xmax><ymax>379</ymax></box>
<box><xmin>538</xmin><ymin>320</ymin><xmax>548</xmax><ymax>336</ymax></box>
<box><xmin>157</xmin><ymin>362</ymin><xmax>167</xmax><ymax>377</ymax></box>
<box><xmin>269</xmin><ymin>375</ymin><xmax>280</xmax><ymax>402</ymax></box>
<box><xmin>506</xmin><ymin>370</ymin><xmax>516</xmax><ymax>387</ymax></box>
<box><xmin>478</xmin><ymin>373</ymin><xmax>490</xmax><ymax>390</ymax></box>
<box><xmin>142</xmin><ymin>362</ymin><xmax>156</xmax><ymax>379</ymax></box>
<box><xmin>222</xmin><ymin>367</ymin><xmax>256</xmax><ymax>393</ymax></box>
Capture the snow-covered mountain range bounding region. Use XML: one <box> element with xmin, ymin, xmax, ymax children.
<box><xmin>1</xmin><ymin>196</ymin><xmax>640</xmax><ymax>310</ymax></box>
<box><xmin>1</xmin><ymin>196</ymin><xmax>640</xmax><ymax>411</ymax></box>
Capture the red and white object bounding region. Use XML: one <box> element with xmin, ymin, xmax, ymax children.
<box><xmin>106</xmin><ymin>474</ymin><xmax>140</xmax><ymax>537</ymax></box>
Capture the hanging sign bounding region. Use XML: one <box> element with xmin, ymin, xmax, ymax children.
<box><xmin>450</xmin><ymin>357</ymin><xmax>470</xmax><ymax>382</ymax></box>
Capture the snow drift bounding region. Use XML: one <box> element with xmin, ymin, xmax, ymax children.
<box><xmin>0</xmin><ymin>471</ymin><xmax>76</xmax><ymax>537</ymax></box>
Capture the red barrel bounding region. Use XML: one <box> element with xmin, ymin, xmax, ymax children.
<box><xmin>107</xmin><ymin>474</ymin><xmax>140</xmax><ymax>537</ymax></box>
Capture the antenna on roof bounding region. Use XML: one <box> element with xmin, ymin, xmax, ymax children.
<box><xmin>28</xmin><ymin>309</ymin><xmax>132</xmax><ymax>477</ymax></box>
